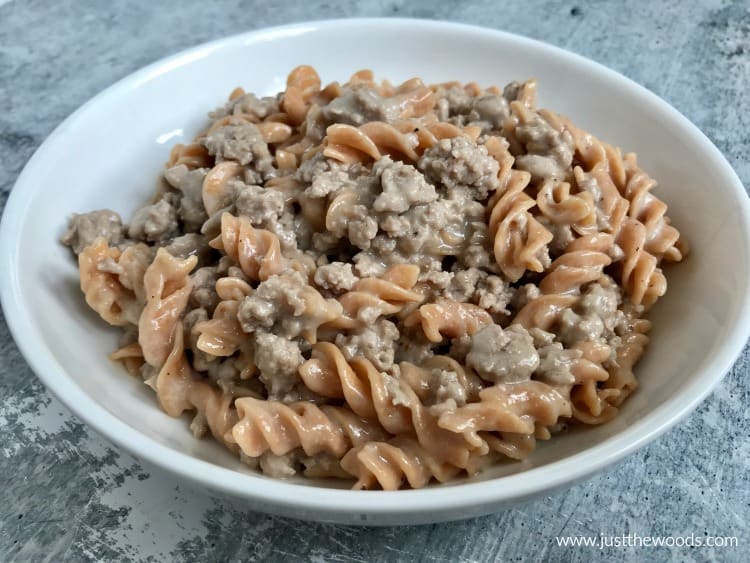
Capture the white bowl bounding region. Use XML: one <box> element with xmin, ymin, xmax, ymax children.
<box><xmin>1</xmin><ymin>19</ymin><xmax>749</xmax><ymax>526</ymax></box>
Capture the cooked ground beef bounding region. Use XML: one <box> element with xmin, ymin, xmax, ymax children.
<box><xmin>128</xmin><ymin>197</ymin><xmax>180</xmax><ymax>242</ymax></box>
<box><xmin>466</xmin><ymin>324</ymin><xmax>540</xmax><ymax>383</ymax></box>
<box><xmin>62</xmin><ymin>209</ymin><xmax>124</xmax><ymax>254</ymax></box>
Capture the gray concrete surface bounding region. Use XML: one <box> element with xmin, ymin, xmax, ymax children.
<box><xmin>0</xmin><ymin>1</ymin><xmax>748</xmax><ymax>561</ymax></box>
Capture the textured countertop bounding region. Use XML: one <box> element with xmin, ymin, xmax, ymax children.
<box><xmin>1</xmin><ymin>1</ymin><xmax>749</xmax><ymax>561</ymax></box>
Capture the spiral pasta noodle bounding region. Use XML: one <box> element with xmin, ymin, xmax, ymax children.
<box><xmin>324</xmin><ymin>122</ymin><xmax>420</xmax><ymax>164</ymax></box>
<box><xmin>299</xmin><ymin>342</ymin><xmax>410</xmax><ymax>428</ymax></box>
<box><xmin>571</xmin><ymin>316</ymin><xmax>652</xmax><ymax>425</ymax></box>
<box><xmin>109</xmin><ymin>342</ymin><xmax>144</xmax><ymax>376</ymax></box>
<box><xmin>229</xmin><ymin>397</ymin><xmax>384</xmax><ymax>458</ymax></box>
<box><xmin>144</xmin><ymin>327</ymin><xmax>239</xmax><ymax>447</ymax></box>
<box><xmin>299</xmin><ymin>342</ymin><xmax>481</xmax><ymax>467</ymax></box>
<box><xmin>209</xmin><ymin>212</ymin><xmax>284</xmax><ymax>282</ymax></box>
<box><xmin>386</xmin><ymin>81</ymin><xmax>436</xmax><ymax>119</ymax></box>
<box><xmin>621</xmin><ymin>153</ymin><xmax>684</xmax><ymax>262</ymax></box>
<box><xmin>536</xmin><ymin>178</ymin><xmax>597</xmax><ymax>236</ymax></box>
<box><xmin>405</xmin><ymin>299</ymin><xmax>493</xmax><ymax>342</ymax></box>
<box><xmin>437</xmin><ymin>381</ymin><xmax>572</xmax><ymax>439</ymax></box>
<box><xmin>486</xmin><ymin>143</ymin><xmax>553</xmax><ymax>281</ymax></box>
<box><xmin>394</xmin><ymin>116</ymin><xmax>466</xmax><ymax>154</ymax></box>
<box><xmin>166</xmin><ymin>142</ymin><xmax>211</xmax><ymax>169</ymax></box>
<box><xmin>512</xmin><ymin>294</ymin><xmax>579</xmax><ymax>331</ymax></box>
<box><xmin>482</xmin><ymin>431</ymin><xmax>539</xmax><ymax>461</ymax></box>
<box><xmin>325</xmin><ymin>264</ymin><xmax>424</xmax><ymax>329</ymax></box>
<box><xmin>78</xmin><ymin>239</ymin><xmax>140</xmax><ymax>326</ymax></box>
<box><xmin>341</xmin><ymin>437</ymin><xmax>462</xmax><ymax>490</ymax></box>
<box><xmin>617</xmin><ymin>218</ymin><xmax>667</xmax><ymax>308</ymax></box>
<box><xmin>280</xmin><ymin>65</ymin><xmax>323</xmax><ymax>126</ymax></box>
<box><xmin>605</xmin><ymin>317</ymin><xmax>651</xmax><ymax>398</ymax></box>
<box><xmin>539</xmin><ymin>233</ymin><xmax>614</xmax><ymax>295</ymax></box>
<box><xmin>503</xmin><ymin>100</ymin><xmax>571</xmax><ymax>163</ymax></box>
<box><xmin>144</xmin><ymin>325</ymin><xmax>195</xmax><ymax>417</ymax></box>
<box><xmin>202</xmin><ymin>161</ymin><xmax>243</xmax><ymax>216</ymax></box>
<box><xmin>398</xmin><ymin>356</ymin><xmax>483</xmax><ymax>404</ymax></box>
<box><xmin>565</xmin><ymin>340</ymin><xmax>615</xmax><ymax>424</ymax></box>
<box><xmin>193</xmin><ymin>277</ymin><xmax>253</xmax><ymax>357</ymax></box>
<box><xmin>138</xmin><ymin>249</ymin><xmax>197</xmax><ymax>367</ymax></box>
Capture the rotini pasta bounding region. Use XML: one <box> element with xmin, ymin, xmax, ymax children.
<box><xmin>341</xmin><ymin>437</ymin><xmax>462</xmax><ymax>490</ymax></box>
<box><xmin>202</xmin><ymin>161</ymin><xmax>243</xmax><ymax>216</ymax></box>
<box><xmin>166</xmin><ymin>142</ymin><xmax>211</xmax><ymax>169</ymax></box>
<box><xmin>405</xmin><ymin>299</ymin><xmax>493</xmax><ymax>342</ymax></box>
<box><xmin>536</xmin><ymin>178</ymin><xmax>597</xmax><ymax>236</ymax></box>
<box><xmin>437</xmin><ymin>381</ymin><xmax>572</xmax><ymax>438</ymax></box>
<box><xmin>64</xmin><ymin>66</ymin><xmax>685</xmax><ymax>489</ymax></box>
<box><xmin>138</xmin><ymin>248</ymin><xmax>197</xmax><ymax>367</ymax></box>
<box><xmin>398</xmin><ymin>356</ymin><xmax>483</xmax><ymax>404</ymax></box>
<box><xmin>230</xmin><ymin>397</ymin><xmax>385</xmax><ymax>458</ymax></box>
<box><xmin>78</xmin><ymin>239</ymin><xmax>140</xmax><ymax>326</ymax></box>
<box><xmin>144</xmin><ymin>327</ymin><xmax>239</xmax><ymax>447</ymax></box>
<box><xmin>539</xmin><ymin>233</ymin><xmax>614</xmax><ymax>295</ymax></box>
<box><xmin>193</xmin><ymin>277</ymin><xmax>253</xmax><ymax>357</ymax></box>
<box><xmin>109</xmin><ymin>342</ymin><xmax>144</xmax><ymax>376</ymax></box>
<box><xmin>513</xmin><ymin>294</ymin><xmax>579</xmax><ymax>331</ymax></box>
<box><xmin>324</xmin><ymin>122</ymin><xmax>420</xmax><ymax>163</ymax></box>
<box><xmin>394</xmin><ymin>116</ymin><xmax>466</xmax><ymax>154</ymax></box>
<box><xmin>299</xmin><ymin>342</ymin><xmax>482</xmax><ymax>467</ymax></box>
<box><xmin>617</xmin><ymin>218</ymin><xmax>667</xmax><ymax>308</ymax></box>
<box><xmin>280</xmin><ymin>65</ymin><xmax>323</xmax><ymax>126</ymax></box>
<box><xmin>486</xmin><ymin>140</ymin><xmax>554</xmax><ymax>281</ymax></box>
<box><xmin>621</xmin><ymin>153</ymin><xmax>683</xmax><ymax>262</ymax></box>
<box><xmin>209</xmin><ymin>212</ymin><xmax>284</xmax><ymax>282</ymax></box>
<box><xmin>144</xmin><ymin>324</ymin><xmax>195</xmax><ymax>417</ymax></box>
<box><xmin>571</xmin><ymin>315</ymin><xmax>652</xmax><ymax>425</ymax></box>
<box><xmin>324</xmin><ymin>264</ymin><xmax>424</xmax><ymax>329</ymax></box>
<box><xmin>482</xmin><ymin>431</ymin><xmax>539</xmax><ymax>461</ymax></box>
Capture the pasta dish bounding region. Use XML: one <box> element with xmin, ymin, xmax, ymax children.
<box><xmin>62</xmin><ymin>67</ymin><xmax>685</xmax><ymax>489</ymax></box>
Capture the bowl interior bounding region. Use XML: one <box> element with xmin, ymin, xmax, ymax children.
<box><xmin>2</xmin><ymin>20</ymin><xmax>749</xmax><ymax>518</ymax></box>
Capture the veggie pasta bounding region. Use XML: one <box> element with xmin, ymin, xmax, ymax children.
<box><xmin>62</xmin><ymin>66</ymin><xmax>685</xmax><ymax>490</ymax></box>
